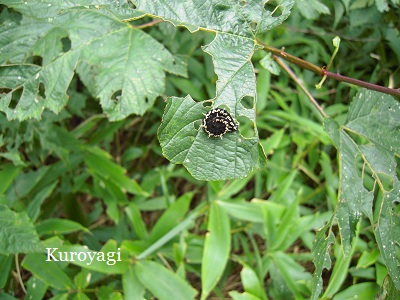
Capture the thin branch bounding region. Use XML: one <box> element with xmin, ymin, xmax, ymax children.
<box><xmin>134</xmin><ymin>19</ymin><xmax>163</xmax><ymax>29</ymax></box>
<box><xmin>323</xmin><ymin>71</ymin><xmax>400</xmax><ymax>96</ymax></box>
<box><xmin>15</xmin><ymin>254</ymin><xmax>27</xmax><ymax>294</ymax></box>
<box><xmin>273</xmin><ymin>56</ymin><xmax>328</xmax><ymax>119</ymax></box>
<box><xmin>257</xmin><ymin>40</ymin><xmax>400</xmax><ymax>98</ymax></box>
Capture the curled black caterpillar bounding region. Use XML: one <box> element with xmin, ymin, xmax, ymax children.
<box><xmin>203</xmin><ymin>108</ymin><xmax>238</xmax><ymax>138</ymax></box>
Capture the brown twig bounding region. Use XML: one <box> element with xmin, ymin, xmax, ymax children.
<box><xmin>257</xmin><ymin>40</ymin><xmax>400</xmax><ymax>98</ymax></box>
<box><xmin>134</xmin><ymin>19</ymin><xmax>163</xmax><ymax>29</ymax></box>
<box><xmin>273</xmin><ymin>56</ymin><xmax>328</xmax><ymax>119</ymax></box>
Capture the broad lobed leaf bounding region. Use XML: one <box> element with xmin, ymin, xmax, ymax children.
<box><xmin>1</xmin><ymin>0</ymin><xmax>144</xmax><ymax>20</ymax></box>
<box><xmin>133</xmin><ymin>0</ymin><xmax>294</xmax><ymax>37</ymax></box>
<box><xmin>0</xmin><ymin>205</ymin><xmax>43</xmax><ymax>254</ymax></box>
<box><xmin>0</xmin><ymin>4</ymin><xmax>184</xmax><ymax>121</ymax></box>
<box><xmin>324</xmin><ymin>89</ymin><xmax>400</xmax><ymax>289</ymax></box>
<box><xmin>153</xmin><ymin>0</ymin><xmax>296</xmax><ymax>179</ymax></box>
<box><xmin>158</xmin><ymin>95</ymin><xmax>261</xmax><ymax>180</ymax></box>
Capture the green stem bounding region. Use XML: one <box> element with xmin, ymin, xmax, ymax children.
<box><xmin>316</xmin><ymin>36</ymin><xmax>341</xmax><ymax>89</ymax></box>
<box><xmin>257</xmin><ymin>40</ymin><xmax>400</xmax><ymax>98</ymax></box>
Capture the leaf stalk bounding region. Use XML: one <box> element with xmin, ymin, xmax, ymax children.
<box><xmin>273</xmin><ymin>56</ymin><xmax>328</xmax><ymax>119</ymax></box>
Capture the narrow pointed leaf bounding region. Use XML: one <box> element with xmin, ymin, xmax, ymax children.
<box><xmin>22</xmin><ymin>253</ymin><xmax>74</xmax><ymax>290</ymax></box>
<box><xmin>201</xmin><ymin>201</ymin><xmax>231</xmax><ymax>299</ymax></box>
<box><xmin>134</xmin><ymin>260</ymin><xmax>197</xmax><ymax>300</ymax></box>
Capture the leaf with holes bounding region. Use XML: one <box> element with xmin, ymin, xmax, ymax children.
<box><xmin>324</xmin><ymin>89</ymin><xmax>400</xmax><ymax>290</ymax></box>
<box><xmin>158</xmin><ymin>95</ymin><xmax>263</xmax><ymax>180</ymax></box>
<box><xmin>0</xmin><ymin>3</ymin><xmax>185</xmax><ymax>121</ymax></box>
<box><xmin>149</xmin><ymin>0</ymin><xmax>294</xmax><ymax>180</ymax></box>
<box><xmin>311</xmin><ymin>221</ymin><xmax>335</xmax><ymax>300</ymax></box>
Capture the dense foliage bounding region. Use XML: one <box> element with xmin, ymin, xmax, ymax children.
<box><xmin>1</xmin><ymin>0</ymin><xmax>399</xmax><ymax>299</ymax></box>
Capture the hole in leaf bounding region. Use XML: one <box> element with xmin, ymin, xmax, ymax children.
<box><xmin>376</xmin><ymin>173</ymin><xmax>394</xmax><ymax>192</ymax></box>
<box><xmin>111</xmin><ymin>90</ymin><xmax>122</xmax><ymax>103</ymax></box>
<box><xmin>193</xmin><ymin>119</ymin><xmax>202</xmax><ymax>130</ymax></box>
<box><xmin>8</xmin><ymin>92</ymin><xmax>18</xmax><ymax>109</ymax></box>
<box><xmin>237</xmin><ymin>115</ymin><xmax>255</xmax><ymax>138</ymax></box>
<box><xmin>264</xmin><ymin>1</ymin><xmax>284</xmax><ymax>17</ymax></box>
<box><xmin>127</xmin><ymin>1</ymin><xmax>136</xmax><ymax>9</ymax></box>
<box><xmin>357</xmin><ymin>155</ymin><xmax>374</xmax><ymax>192</ymax></box>
<box><xmin>394</xmin><ymin>202</ymin><xmax>399</xmax><ymax>214</ymax></box>
<box><xmin>215</xmin><ymin>4</ymin><xmax>229</xmax><ymax>11</ymax></box>
<box><xmin>250</xmin><ymin>21</ymin><xmax>258</xmax><ymax>31</ymax></box>
<box><xmin>395</xmin><ymin>155</ymin><xmax>400</xmax><ymax>183</ymax></box>
<box><xmin>145</xmin><ymin>97</ymin><xmax>149</xmax><ymax>103</ymax></box>
<box><xmin>32</xmin><ymin>55</ymin><xmax>43</xmax><ymax>66</ymax></box>
<box><xmin>216</xmin><ymin>104</ymin><xmax>231</xmax><ymax>112</ymax></box>
<box><xmin>8</xmin><ymin>88</ymin><xmax>21</xmax><ymax>110</ymax></box>
<box><xmin>202</xmin><ymin>101</ymin><xmax>212</xmax><ymax>108</ymax></box>
<box><xmin>38</xmin><ymin>83</ymin><xmax>46</xmax><ymax>98</ymax></box>
<box><xmin>61</xmin><ymin>37</ymin><xmax>71</xmax><ymax>52</ymax></box>
<box><xmin>0</xmin><ymin>88</ymin><xmax>12</xmax><ymax>94</ymax></box>
<box><xmin>241</xmin><ymin>96</ymin><xmax>254</xmax><ymax>109</ymax></box>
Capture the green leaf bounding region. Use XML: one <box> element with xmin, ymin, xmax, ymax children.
<box><xmin>356</xmin><ymin>249</ymin><xmax>380</xmax><ymax>268</ymax></box>
<box><xmin>260</xmin><ymin>53</ymin><xmax>280</xmax><ymax>75</ymax></box>
<box><xmin>2</xmin><ymin>0</ymin><xmax>144</xmax><ymax>20</ymax></box>
<box><xmin>296</xmin><ymin>0</ymin><xmax>331</xmax><ymax>20</ymax></box>
<box><xmin>217</xmin><ymin>201</ymin><xmax>265</xmax><ymax>223</ymax></box>
<box><xmin>324</xmin><ymin>89</ymin><xmax>400</xmax><ymax>289</ymax></box>
<box><xmin>311</xmin><ymin>222</ymin><xmax>335</xmax><ymax>300</ymax></box>
<box><xmin>0</xmin><ymin>164</ymin><xmax>22</xmax><ymax>194</ymax></box>
<box><xmin>201</xmin><ymin>201</ymin><xmax>231</xmax><ymax>299</ymax></box>
<box><xmin>0</xmin><ymin>205</ymin><xmax>43</xmax><ymax>254</ymax></box>
<box><xmin>0</xmin><ymin>16</ymin><xmax>53</xmax><ymax>64</ymax></box>
<box><xmin>49</xmin><ymin>293</ymin><xmax>69</xmax><ymax>300</ymax></box>
<box><xmin>272</xmin><ymin>251</ymin><xmax>310</xmax><ymax>298</ymax></box>
<box><xmin>332</xmin><ymin>282</ymin><xmax>380</xmax><ymax>300</ymax></box>
<box><xmin>0</xmin><ymin>292</ymin><xmax>18</xmax><ymax>300</ymax></box>
<box><xmin>0</xmin><ymin>8</ymin><xmax>185</xmax><ymax>120</ymax></box>
<box><xmin>158</xmin><ymin>95</ymin><xmax>262</xmax><ymax>180</ymax></box>
<box><xmin>27</xmin><ymin>181</ymin><xmax>58</xmax><ymax>222</ymax></box>
<box><xmin>125</xmin><ymin>202</ymin><xmax>149</xmax><ymax>240</ymax></box>
<box><xmin>134</xmin><ymin>260</ymin><xmax>197</xmax><ymax>300</ymax></box>
<box><xmin>134</xmin><ymin>0</ymin><xmax>294</xmax><ymax>36</ymax></box>
<box><xmin>136</xmin><ymin>203</ymin><xmax>205</xmax><ymax>260</ymax></box>
<box><xmin>22</xmin><ymin>253</ymin><xmax>74</xmax><ymax>291</ymax></box>
<box><xmin>229</xmin><ymin>291</ymin><xmax>262</xmax><ymax>300</ymax></box>
<box><xmin>375</xmin><ymin>183</ymin><xmax>400</xmax><ymax>290</ymax></box>
<box><xmin>74</xmin><ymin>269</ymin><xmax>91</xmax><ymax>289</ymax></box>
<box><xmin>25</xmin><ymin>276</ymin><xmax>48</xmax><ymax>300</ymax></box>
<box><xmin>240</xmin><ymin>263</ymin><xmax>266</xmax><ymax>299</ymax></box>
<box><xmin>35</xmin><ymin>218</ymin><xmax>89</xmax><ymax>236</ymax></box>
<box><xmin>149</xmin><ymin>192</ymin><xmax>194</xmax><ymax>243</ymax></box>
<box><xmin>84</xmin><ymin>146</ymin><xmax>148</xmax><ymax>196</ymax></box>
<box><xmin>375</xmin><ymin>0</ymin><xmax>390</xmax><ymax>12</ymax></box>
<box><xmin>151</xmin><ymin>1</ymin><xmax>294</xmax><ymax>180</ymax></box>
<box><xmin>0</xmin><ymin>255</ymin><xmax>13</xmax><ymax>289</ymax></box>
<box><xmin>123</xmin><ymin>267</ymin><xmax>145</xmax><ymax>300</ymax></box>
<box><xmin>323</xmin><ymin>232</ymin><xmax>358</xmax><ymax>298</ymax></box>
